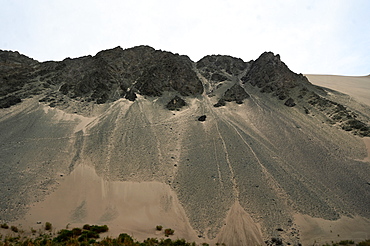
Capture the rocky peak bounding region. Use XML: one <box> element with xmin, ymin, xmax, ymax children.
<box><xmin>0</xmin><ymin>50</ymin><xmax>38</xmax><ymax>68</ymax></box>
<box><xmin>240</xmin><ymin>51</ymin><xmax>311</xmax><ymax>107</ymax></box>
<box><xmin>196</xmin><ymin>55</ymin><xmax>249</xmax><ymax>78</ymax></box>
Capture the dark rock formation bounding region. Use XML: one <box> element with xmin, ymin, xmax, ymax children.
<box><xmin>197</xmin><ymin>55</ymin><xmax>248</xmax><ymax>78</ymax></box>
<box><xmin>0</xmin><ymin>46</ymin><xmax>203</xmax><ymax>108</ymax></box>
<box><xmin>198</xmin><ymin>115</ymin><xmax>207</xmax><ymax>121</ymax></box>
<box><xmin>307</xmin><ymin>93</ymin><xmax>370</xmax><ymax>136</ymax></box>
<box><xmin>196</xmin><ymin>55</ymin><xmax>250</xmax><ymax>94</ymax></box>
<box><xmin>215</xmin><ymin>84</ymin><xmax>250</xmax><ymax>107</ymax></box>
<box><xmin>284</xmin><ymin>98</ymin><xmax>296</xmax><ymax>107</ymax></box>
<box><xmin>0</xmin><ymin>95</ymin><xmax>21</xmax><ymax>108</ymax></box>
<box><xmin>241</xmin><ymin>52</ymin><xmax>310</xmax><ymax>101</ymax></box>
<box><xmin>166</xmin><ymin>95</ymin><xmax>187</xmax><ymax>110</ymax></box>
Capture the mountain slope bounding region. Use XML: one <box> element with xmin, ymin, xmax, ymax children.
<box><xmin>0</xmin><ymin>46</ymin><xmax>369</xmax><ymax>246</ymax></box>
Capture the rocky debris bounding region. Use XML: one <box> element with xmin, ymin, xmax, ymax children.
<box><xmin>214</xmin><ymin>84</ymin><xmax>250</xmax><ymax>107</ymax></box>
<box><xmin>213</xmin><ymin>99</ymin><xmax>226</xmax><ymax>107</ymax></box>
<box><xmin>166</xmin><ymin>95</ymin><xmax>187</xmax><ymax>110</ymax></box>
<box><xmin>0</xmin><ymin>95</ymin><xmax>22</xmax><ymax>108</ymax></box>
<box><xmin>124</xmin><ymin>89</ymin><xmax>137</xmax><ymax>101</ymax></box>
<box><xmin>284</xmin><ymin>98</ymin><xmax>296</xmax><ymax>107</ymax></box>
<box><xmin>198</xmin><ymin>115</ymin><xmax>207</xmax><ymax>121</ymax></box>
<box><xmin>307</xmin><ymin>93</ymin><xmax>370</xmax><ymax>136</ymax></box>
<box><xmin>265</xmin><ymin>237</ymin><xmax>284</xmax><ymax>246</ymax></box>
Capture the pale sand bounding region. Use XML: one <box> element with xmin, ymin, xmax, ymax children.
<box><xmin>14</xmin><ymin>161</ymin><xmax>264</xmax><ymax>245</ymax></box>
<box><xmin>294</xmin><ymin>214</ymin><xmax>370</xmax><ymax>245</ymax></box>
<box><xmin>215</xmin><ymin>201</ymin><xmax>264</xmax><ymax>245</ymax></box>
<box><xmin>15</xmin><ymin>164</ymin><xmax>202</xmax><ymax>243</ymax></box>
<box><xmin>305</xmin><ymin>75</ymin><xmax>370</xmax><ymax>107</ymax></box>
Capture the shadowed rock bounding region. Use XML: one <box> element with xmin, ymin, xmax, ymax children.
<box><xmin>166</xmin><ymin>95</ymin><xmax>187</xmax><ymax>110</ymax></box>
<box><xmin>215</xmin><ymin>84</ymin><xmax>250</xmax><ymax>107</ymax></box>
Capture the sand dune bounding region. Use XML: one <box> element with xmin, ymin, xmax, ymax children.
<box><xmin>306</xmin><ymin>74</ymin><xmax>370</xmax><ymax>107</ymax></box>
<box><xmin>16</xmin><ymin>163</ymin><xmax>202</xmax><ymax>243</ymax></box>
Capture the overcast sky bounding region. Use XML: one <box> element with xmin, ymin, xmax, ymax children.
<box><xmin>1</xmin><ymin>0</ymin><xmax>369</xmax><ymax>75</ymax></box>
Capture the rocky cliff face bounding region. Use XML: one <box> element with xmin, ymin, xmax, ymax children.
<box><xmin>1</xmin><ymin>46</ymin><xmax>370</xmax><ymax>246</ymax></box>
<box><xmin>1</xmin><ymin>46</ymin><xmax>203</xmax><ymax>108</ymax></box>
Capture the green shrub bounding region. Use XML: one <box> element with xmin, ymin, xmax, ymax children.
<box><xmin>164</xmin><ymin>228</ymin><xmax>174</xmax><ymax>237</ymax></box>
<box><xmin>82</xmin><ymin>224</ymin><xmax>91</xmax><ymax>230</ymax></box>
<box><xmin>156</xmin><ymin>225</ymin><xmax>163</xmax><ymax>231</ymax></box>
<box><xmin>118</xmin><ymin>233</ymin><xmax>134</xmax><ymax>244</ymax></box>
<box><xmin>45</xmin><ymin>222</ymin><xmax>52</xmax><ymax>231</ymax></box>
<box><xmin>89</xmin><ymin>224</ymin><xmax>108</xmax><ymax>233</ymax></box>
<box><xmin>10</xmin><ymin>225</ymin><xmax>18</xmax><ymax>232</ymax></box>
<box><xmin>0</xmin><ymin>223</ymin><xmax>9</xmax><ymax>229</ymax></box>
<box><xmin>53</xmin><ymin>229</ymin><xmax>73</xmax><ymax>242</ymax></box>
<box><xmin>358</xmin><ymin>240</ymin><xmax>370</xmax><ymax>246</ymax></box>
<box><xmin>339</xmin><ymin>240</ymin><xmax>355</xmax><ymax>245</ymax></box>
<box><xmin>72</xmin><ymin>227</ymin><xmax>82</xmax><ymax>236</ymax></box>
<box><xmin>78</xmin><ymin>230</ymin><xmax>99</xmax><ymax>242</ymax></box>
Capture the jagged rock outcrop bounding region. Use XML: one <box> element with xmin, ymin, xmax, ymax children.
<box><xmin>0</xmin><ymin>46</ymin><xmax>203</xmax><ymax>109</ymax></box>
<box><xmin>241</xmin><ymin>52</ymin><xmax>311</xmax><ymax>101</ymax></box>
<box><xmin>214</xmin><ymin>84</ymin><xmax>250</xmax><ymax>107</ymax></box>
<box><xmin>197</xmin><ymin>55</ymin><xmax>248</xmax><ymax>78</ymax></box>
<box><xmin>196</xmin><ymin>55</ymin><xmax>250</xmax><ymax>95</ymax></box>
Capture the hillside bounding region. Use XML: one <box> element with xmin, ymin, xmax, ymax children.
<box><xmin>0</xmin><ymin>46</ymin><xmax>369</xmax><ymax>246</ymax></box>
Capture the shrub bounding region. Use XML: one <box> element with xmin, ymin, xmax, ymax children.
<box><xmin>10</xmin><ymin>226</ymin><xmax>18</xmax><ymax>232</ymax></box>
<box><xmin>156</xmin><ymin>225</ymin><xmax>163</xmax><ymax>231</ymax></box>
<box><xmin>89</xmin><ymin>224</ymin><xmax>108</xmax><ymax>233</ymax></box>
<box><xmin>164</xmin><ymin>228</ymin><xmax>174</xmax><ymax>237</ymax></box>
<box><xmin>53</xmin><ymin>229</ymin><xmax>73</xmax><ymax>243</ymax></box>
<box><xmin>118</xmin><ymin>233</ymin><xmax>134</xmax><ymax>244</ymax></box>
<box><xmin>358</xmin><ymin>240</ymin><xmax>370</xmax><ymax>246</ymax></box>
<box><xmin>339</xmin><ymin>240</ymin><xmax>355</xmax><ymax>245</ymax></box>
<box><xmin>82</xmin><ymin>224</ymin><xmax>91</xmax><ymax>230</ymax></box>
<box><xmin>45</xmin><ymin>222</ymin><xmax>52</xmax><ymax>231</ymax></box>
<box><xmin>72</xmin><ymin>227</ymin><xmax>82</xmax><ymax>236</ymax></box>
<box><xmin>1</xmin><ymin>223</ymin><xmax>9</xmax><ymax>229</ymax></box>
<box><xmin>78</xmin><ymin>230</ymin><xmax>99</xmax><ymax>242</ymax></box>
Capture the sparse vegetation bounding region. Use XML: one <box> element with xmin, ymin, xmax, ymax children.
<box><xmin>0</xmin><ymin>224</ymin><xmax>8</xmax><ymax>229</ymax></box>
<box><xmin>0</xmin><ymin>222</ymin><xmax>369</xmax><ymax>246</ymax></box>
<box><xmin>10</xmin><ymin>226</ymin><xmax>18</xmax><ymax>233</ymax></box>
<box><xmin>156</xmin><ymin>225</ymin><xmax>163</xmax><ymax>231</ymax></box>
<box><xmin>0</xmin><ymin>224</ymin><xmax>205</xmax><ymax>245</ymax></box>
<box><xmin>321</xmin><ymin>240</ymin><xmax>369</xmax><ymax>246</ymax></box>
<box><xmin>164</xmin><ymin>228</ymin><xmax>174</xmax><ymax>237</ymax></box>
<box><xmin>44</xmin><ymin>222</ymin><xmax>52</xmax><ymax>231</ymax></box>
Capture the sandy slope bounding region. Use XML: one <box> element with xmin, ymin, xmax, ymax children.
<box><xmin>305</xmin><ymin>75</ymin><xmax>370</xmax><ymax>107</ymax></box>
<box><xmin>2</xmin><ymin>80</ymin><xmax>370</xmax><ymax>245</ymax></box>
<box><xmin>16</xmin><ymin>164</ymin><xmax>202</xmax><ymax>243</ymax></box>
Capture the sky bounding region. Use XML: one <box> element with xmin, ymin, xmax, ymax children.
<box><xmin>1</xmin><ymin>0</ymin><xmax>369</xmax><ymax>76</ymax></box>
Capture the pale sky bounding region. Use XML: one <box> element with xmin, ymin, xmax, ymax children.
<box><xmin>1</xmin><ymin>0</ymin><xmax>369</xmax><ymax>76</ymax></box>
